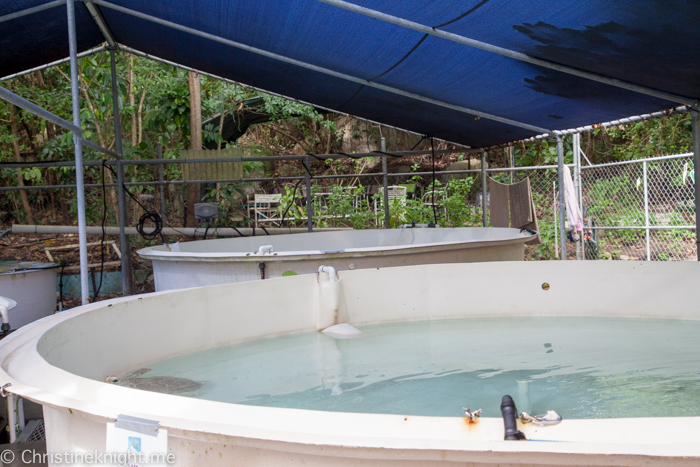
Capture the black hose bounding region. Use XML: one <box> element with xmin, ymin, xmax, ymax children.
<box><xmin>58</xmin><ymin>260</ymin><xmax>66</xmax><ymax>311</ymax></box>
<box><xmin>500</xmin><ymin>395</ymin><xmax>526</xmax><ymax>440</ymax></box>
<box><xmin>105</xmin><ymin>164</ymin><xmax>166</xmax><ymax>244</ymax></box>
<box><xmin>93</xmin><ymin>161</ymin><xmax>108</xmax><ymax>301</ymax></box>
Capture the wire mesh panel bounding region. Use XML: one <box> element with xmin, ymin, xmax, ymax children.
<box><xmin>580</xmin><ymin>155</ymin><xmax>696</xmax><ymax>261</ymax></box>
<box><xmin>180</xmin><ymin>147</ymin><xmax>243</xmax><ymax>181</ymax></box>
<box><xmin>487</xmin><ymin>167</ymin><xmax>561</xmax><ymax>260</ymax></box>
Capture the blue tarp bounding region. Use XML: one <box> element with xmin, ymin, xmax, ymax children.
<box><xmin>1</xmin><ymin>0</ymin><xmax>698</xmax><ymax>147</ymax></box>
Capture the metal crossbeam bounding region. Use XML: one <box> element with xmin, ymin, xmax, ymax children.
<box><xmin>119</xmin><ymin>45</ymin><xmax>470</xmax><ymax>148</ymax></box>
<box><xmin>84</xmin><ymin>1</ymin><xmax>116</xmax><ymax>47</ymax></box>
<box><xmin>0</xmin><ymin>86</ymin><xmax>81</xmax><ymax>133</ymax></box>
<box><xmin>0</xmin><ymin>0</ymin><xmax>66</xmax><ymax>24</ymax></box>
<box><xmin>317</xmin><ymin>0</ymin><xmax>696</xmax><ymax>106</ymax></box>
<box><xmin>0</xmin><ymin>45</ymin><xmax>107</xmax><ymax>82</ymax></box>
<box><xmin>81</xmin><ymin>138</ymin><xmax>120</xmax><ymax>158</ymax></box>
<box><xmin>92</xmin><ymin>0</ymin><xmax>551</xmax><ymax>134</ymax></box>
<box><xmin>0</xmin><ymin>85</ymin><xmax>119</xmax><ymax>158</ymax></box>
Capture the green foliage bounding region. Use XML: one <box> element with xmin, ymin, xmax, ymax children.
<box><xmin>312</xmin><ymin>185</ymin><xmax>374</xmax><ymax>229</ymax></box>
<box><xmin>278</xmin><ymin>185</ymin><xmax>305</xmax><ymax>222</ymax></box>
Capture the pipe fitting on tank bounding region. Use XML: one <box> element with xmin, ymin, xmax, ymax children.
<box><xmin>501</xmin><ymin>395</ymin><xmax>526</xmax><ymax>440</ymax></box>
<box><xmin>317</xmin><ymin>265</ymin><xmax>338</xmax><ymax>282</ymax></box>
<box><xmin>255</xmin><ymin>245</ymin><xmax>274</xmax><ymax>255</ymax></box>
<box><xmin>0</xmin><ymin>296</ymin><xmax>17</xmax><ymax>337</ymax></box>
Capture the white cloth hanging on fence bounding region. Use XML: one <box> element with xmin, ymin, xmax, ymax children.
<box><xmin>563</xmin><ymin>166</ymin><xmax>583</xmax><ymax>234</ymax></box>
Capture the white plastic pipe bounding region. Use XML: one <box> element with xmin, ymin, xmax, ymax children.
<box><xmin>256</xmin><ymin>245</ymin><xmax>274</xmax><ymax>255</ymax></box>
<box><xmin>12</xmin><ymin>224</ymin><xmax>349</xmax><ymax>237</ymax></box>
<box><xmin>0</xmin><ymin>296</ymin><xmax>17</xmax><ymax>325</ymax></box>
<box><xmin>317</xmin><ymin>265</ymin><xmax>338</xmax><ymax>282</ymax></box>
<box><xmin>316</xmin><ymin>265</ymin><xmax>341</xmax><ymax>330</ymax></box>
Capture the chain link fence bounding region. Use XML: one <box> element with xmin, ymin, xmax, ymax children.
<box><xmin>455</xmin><ymin>153</ymin><xmax>696</xmax><ymax>262</ymax></box>
<box><xmin>3</xmin><ymin>148</ymin><xmax>695</xmax><ymax>262</ymax></box>
<box><xmin>485</xmin><ymin>166</ymin><xmax>560</xmax><ymax>260</ymax></box>
<box><xmin>580</xmin><ymin>153</ymin><xmax>696</xmax><ymax>261</ymax></box>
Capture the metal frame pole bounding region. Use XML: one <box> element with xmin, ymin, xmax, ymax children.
<box><xmin>553</xmin><ymin>181</ymin><xmax>559</xmax><ymax>259</ymax></box>
<box><xmin>573</xmin><ymin>133</ymin><xmax>581</xmax><ymax>260</ymax></box>
<box><xmin>304</xmin><ymin>155</ymin><xmax>313</xmax><ymax>232</ymax></box>
<box><xmin>556</xmin><ymin>135</ymin><xmax>567</xmax><ymax>260</ymax></box>
<box><xmin>481</xmin><ymin>151</ymin><xmax>487</xmax><ymax>226</ymax></box>
<box><xmin>574</xmin><ymin>133</ymin><xmax>585</xmax><ymax>260</ymax></box>
<box><xmin>509</xmin><ymin>145</ymin><xmax>515</xmax><ymax>183</ymax></box>
<box><xmin>643</xmin><ymin>160</ymin><xmax>650</xmax><ymax>261</ymax></box>
<box><xmin>110</xmin><ymin>49</ymin><xmax>134</xmax><ymax>295</ymax></box>
<box><xmin>692</xmin><ymin>109</ymin><xmax>700</xmax><ymax>261</ymax></box>
<box><xmin>157</xmin><ymin>143</ymin><xmax>166</xmax><ymax>225</ymax></box>
<box><xmin>66</xmin><ymin>0</ymin><xmax>90</xmax><ymax>303</ymax></box>
<box><xmin>381</xmin><ymin>137</ymin><xmax>390</xmax><ymax>229</ymax></box>
<box><xmin>92</xmin><ymin>0</ymin><xmax>548</xmax><ymax>134</ymax></box>
<box><xmin>317</xmin><ymin>0</ymin><xmax>692</xmax><ymax>105</ymax></box>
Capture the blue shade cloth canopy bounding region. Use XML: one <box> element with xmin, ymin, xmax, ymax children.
<box><xmin>1</xmin><ymin>0</ymin><xmax>697</xmax><ymax>148</ymax></box>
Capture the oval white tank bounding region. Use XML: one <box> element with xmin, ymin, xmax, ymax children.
<box><xmin>138</xmin><ymin>227</ymin><xmax>535</xmax><ymax>290</ymax></box>
<box><xmin>0</xmin><ymin>261</ymin><xmax>698</xmax><ymax>466</ymax></box>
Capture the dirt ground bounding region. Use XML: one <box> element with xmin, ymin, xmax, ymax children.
<box><xmin>0</xmin><ymin>231</ymin><xmax>156</xmax><ymax>309</ymax></box>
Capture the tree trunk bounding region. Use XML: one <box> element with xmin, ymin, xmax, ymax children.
<box><xmin>137</xmin><ymin>88</ymin><xmax>146</xmax><ymax>144</ymax></box>
<box><xmin>8</xmin><ymin>101</ymin><xmax>35</xmax><ymax>224</ymax></box>
<box><xmin>79</xmin><ymin>76</ymin><xmax>121</xmax><ymax>225</ymax></box>
<box><xmin>129</xmin><ymin>55</ymin><xmax>137</xmax><ymax>148</ymax></box>
<box><xmin>35</xmin><ymin>71</ymin><xmax>57</xmax><ymax>140</ymax></box>
<box><xmin>187</xmin><ymin>71</ymin><xmax>202</xmax><ymax>227</ymax></box>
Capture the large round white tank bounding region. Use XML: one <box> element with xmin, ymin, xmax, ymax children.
<box><xmin>138</xmin><ymin>227</ymin><xmax>535</xmax><ymax>290</ymax></box>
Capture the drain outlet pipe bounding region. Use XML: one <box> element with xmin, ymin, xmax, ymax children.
<box><xmin>317</xmin><ymin>265</ymin><xmax>338</xmax><ymax>282</ymax></box>
<box><xmin>501</xmin><ymin>395</ymin><xmax>526</xmax><ymax>440</ymax></box>
<box><xmin>0</xmin><ymin>296</ymin><xmax>17</xmax><ymax>337</ymax></box>
<box><xmin>316</xmin><ymin>265</ymin><xmax>341</xmax><ymax>330</ymax></box>
<box><xmin>256</xmin><ymin>245</ymin><xmax>274</xmax><ymax>255</ymax></box>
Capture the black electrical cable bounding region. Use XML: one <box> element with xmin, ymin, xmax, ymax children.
<box><xmin>283</xmin><ymin>178</ymin><xmax>305</xmax><ymax>230</ymax></box>
<box><xmin>93</xmin><ymin>160</ymin><xmax>108</xmax><ymax>301</ymax></box>
<box><xmin>203</xmin><ymin>223</ymin><xmax>210</xmax><ymax>240</ymax></box>
<box><xmin>104</xmin><ymin>164</ymin><xmax>167</xmax><ymax>244</ymax></box>
<box><xmin>333</xmin><ymin>152</ymin><xmax>362</xmax><ymax>160</ymax></box>
<box><xmin>410</xmin><ymin>135</ymin><xmax>428</xmax><ymax>151</ymax></box>
<box><xmin>430</xmin><ymin>137</ymin><xmax>438</xmax><ymax>226</ymax></box>
<box><xmin>370</xmin><ymin>150</ymin><xmax>402</xmax><ymax>158</ymax></box>
<box><xmin>306</xmin><ymin>152</ymin><xmax>324</xmax><ymax>161</ymax></box>
<box><xmin>281</xmin><ymin>158</ymin><xmax>313</xmax><ymax>232</ymax></box>
<box><xmin>58</xmin><ymin>260</ymin><xmax>67</xmax><ymax>311</ymax></box>
<box><xmin>136</xmin><ymin>211</ymin><xmax>165</xmax><ymax>241</ymax></box>
<box><xmin>220</xmin><ymin>206</ymin><xmax>251</xmax><ymax>238</ymax></box>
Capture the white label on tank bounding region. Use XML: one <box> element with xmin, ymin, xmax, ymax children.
<box><xmin>106</xmin><ymin>422</ymin><xmax>169</xmax><ymax>466</ymax></box>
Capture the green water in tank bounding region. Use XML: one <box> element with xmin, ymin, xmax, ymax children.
<box><xmin>117</xmin><ymin>317</ymin><xmax>700</xmax><ymax>419</ymax></box>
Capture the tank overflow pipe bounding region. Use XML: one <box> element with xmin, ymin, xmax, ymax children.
<box><xmin>317</xmin><ymin>265</ymin><xmax>338</xmax><ymax>282</ymax></box>
<box><xmin>501</xmin><ymin>395</ymin><xmax>526</xmax><ymax>440</ymax></box>
<box><xmin>256</xmin><ymin>245</ymin><xmax>274</xmax><ymax>255</ymax></box>
<box><xmin>0</xmin><ymin>296</ymin><xmax>17</xmax><ymax>336</ymax></box>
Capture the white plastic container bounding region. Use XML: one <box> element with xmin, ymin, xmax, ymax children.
<box><xmin>1</xmin><ymin>261</ymin><xmax>699</xmax><ymax>466</ymax></box>
<box><xmin>0</xmin><ymin>262</ymin><xmax>56</xmax><ymax>330</ymax></box>
<box><xmin>138</xmin><ymin>227</ymin><xmax>534</xmax><ymax>290</ymax></box>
